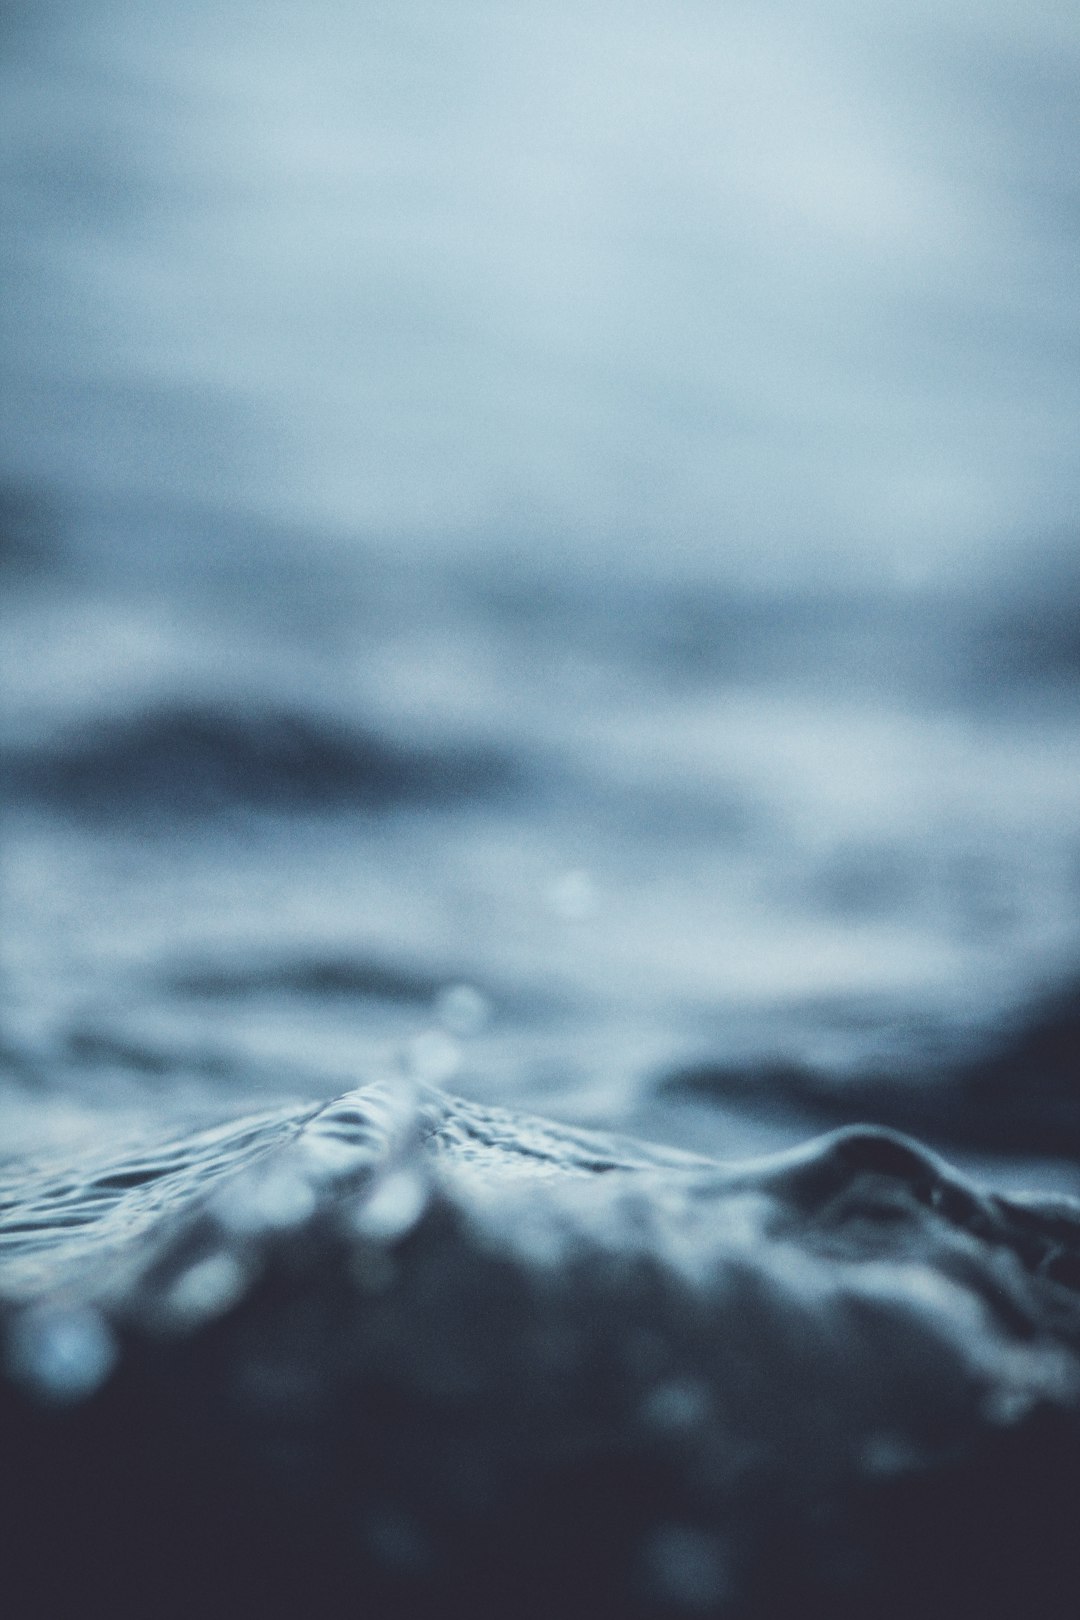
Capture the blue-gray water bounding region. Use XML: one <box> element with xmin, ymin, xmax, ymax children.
<box><xmin>2</xmin><ymin>3</ymin><xmax>1080</xmax><ymax>1613</ymax></box>
<box><xmin>5</xmin><ymin>1081</ymin><xmax>1080</xmax><ymax>1617</ymax></box>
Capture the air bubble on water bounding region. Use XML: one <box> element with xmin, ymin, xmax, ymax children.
<box><xmin>216</xmin><ymin>1167</ymin><xmax>317</xmax><ymax>1234</ymax></box>
<box><xmin>547</xmin><ymin>867</ymin><xmax>597</xmax><ymax>921</ymax></box>
<box><xmin>166</xmin><ymin>1251</ymin><xmax>248</xmax><ymax>1325</ymax></box>
<box><xmin>641</xmin><ymin>1376</ymin><xmax>712</xmax><ymax>1431</ymax></box>
<box><xmin>7</xmin><ymin>1305</ymin><xmax>117</xmax><ymax>1403</ymax></box>
<box><xmin>644</xmin><ymin>1524</ymin><xmax>733</xmax><ymax>1612</ymax></box>
<box><xmin>354</xmin><ymin>1168</ymin><xmax>428</xmax><ymax>1243</ymax></box>
<box><xmin>407</xmin><ymin>1028</ymin><xmax>461</xmax><ymax>1085</ymax></box>
<box><xmin>862</xmin><ymin>1431</ymin><xmax>920</xmax><ymax>1477</ymax></box>
<box><xmin>434</xmin><ymin>983</ymin><xmax>489</xmax><ymax>1038</ymax></box>
<box><xmin>983</xmin><ymin>1387</ymin><xmax>1036</xmax><ymax>1429</ymax></box>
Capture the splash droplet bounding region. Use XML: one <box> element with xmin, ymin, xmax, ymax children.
<box><xmin>547</xmin><ymin>868</ymin><xmax>597</xmax><ymax>921</ymax></box>
<box><xmin>434</xmin><ymin>983</ymin><xmax>489</xmax><ymax>1038</ymax></box>
<box><xmin>7</xmin><ymin>1305</ymin><xmax>116</xmax><ymax>1403</ymax></box>
<box><xmin>641</xmin><ymin>1377</ymin><xmax>711</xmax><ymax>1431</ymax></box>
<box><xmin>644</xmin><ymin>1525</ymin><xmax>732</xmax><ymax>1611</ymax></box>
<box><xmin>407</xmin><ymin>1029</ymin><xmax>461</xmax><ymax>1085</ymax></box>
<box><xmin>167</xmin><ymin>1252</ymin><xmax>248</xmax><ymax>1325</ymax></box>
<box><xmin>354</xmin><ymin>1168</ymin><xmax>428</xmax><ymax>1243</ymax></box>
<box><xmin>217</xmin><ymin>1167</ymin><xmax>317</xmax><ymax>1234</ymax></box>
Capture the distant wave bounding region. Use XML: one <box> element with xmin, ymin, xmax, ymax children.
<box><xmin>3</xmin><ymin>1083</ymin><xmax>1080</xmax><ymax>1616</ymax></box>
<box><xmin>169</xmin><ymin>953</ymin><xmax>454</xmax><ymax>1005</ymax></box>
<box><xmin>663</xmin><ymin>976</ymin><xmax>1080</xmax><ymax>1158</ymax></box>
<box><xmin>1</xmin><ymin>703</ymin><xmax>521</xmax><ymax>820</ymax></box>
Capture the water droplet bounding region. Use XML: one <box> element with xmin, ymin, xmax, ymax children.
<box><xmin>7</xmin><ymin>1305</ymin><xmax>116</xmax><ymax>1403</ymax></box>
<box><xmin>984</xmin><ymin>1388</ymin><xmax>1035</xmax><ymax>1429</ymax></box>
<box><xmin>547</xmin><ymin>868</ymin><xmax>597</xmax><ymax>921</ymax></box>
<box><xmin>641</xmin><ymin>1376</ymin><xmax>712</xmax><ymax>1431</ymax></box>
<box><xmin>407</xmin><ymin>1028</ymin><xmax>461</xmax><ymax>1085</ymax></box>
<box><xmin>167</xmin><ymin>1252</ymin><xmax>248</xmax><ymax>1325</ymax></box>
<box><xmin>862</xmin><ymin>1431</ymin><xmax>920</xmax><ymax>1476</ymax></box>
<box><xmin>216</xmin><ymin>1167</ymin><xmax>317</xmax><ymax>1234</ymax></box>
<box><xmin>644</xmin><ymin>1525</ymin><xmax>732</xmax><ymax>1611</ymax></box>
<box><xmin>434</xmin><ymin>983</ymin><xmax>489</xmax><ymax>1038</ymax></box>
<box><xmin>354</xmin><ymin>1168</ymin><xmax>428</xmax><ymax>1243</ymax></box>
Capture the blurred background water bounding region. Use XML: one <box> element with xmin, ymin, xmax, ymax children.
<box><xmin>2</xmin><ymin>0</ymin><xmax>1079</xmax><ymax>1182</ymax></box>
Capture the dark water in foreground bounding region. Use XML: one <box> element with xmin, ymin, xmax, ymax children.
<box><xmin>3</xmin><ymin>2</ymin><xmax>1080</xmax><ymax>1612</ymax></box>
<box><xmin>5</xmin><ymin>1080</ymin><xmax>1080</xmax><ymax>1617</ymax></box>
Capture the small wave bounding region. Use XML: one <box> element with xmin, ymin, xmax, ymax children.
<box><xmin>1</xmin><ymin>702</ymin><xmax>520</xmax><ymax>820</ymax></box>
<box><xmin>661</xmin><ymin>976</ymin><xmax>1080</xmax><ymax>1158</ymax></box>
<box><xmin>169</xmin><ymin>954</ymin><xmax>457</xmax><ymax>1006</ymax></box>
<box><xmin>4</xmin><ymin>1086</ymin><xmax>1080</xmax><ymax>1615</ymax></box>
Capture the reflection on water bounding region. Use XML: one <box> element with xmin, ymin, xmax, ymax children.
<box><xmin>2</xmin><ymin>0</ymin><xmax>1080</xmax><ymax>1184</ymax></box>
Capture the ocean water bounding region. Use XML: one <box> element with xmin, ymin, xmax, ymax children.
<box><xmin>2</xmin><ymin>4</ymin><xmax>1080</xmax><ymax>1611</ymax></box>
<box><xmin>5</xmin><ymin>1079</ymin><xmax>1080</xmax><ymax>1617</ymax></box>
<box><xmin>3</xmin><ymin>0</ymin><xmax>1080</xmax><ymax>1172</ymax></box>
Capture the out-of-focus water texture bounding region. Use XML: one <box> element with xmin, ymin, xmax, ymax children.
<box><xmin>5</xmin><ymin>7</ymin><xmax>1080</xmax><ymax>1616</ymax></box>
<box><xmin>3</xmin><ymin>0</ymin><xmax>1080</xmax><ymax>1177</ymax></box>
